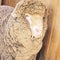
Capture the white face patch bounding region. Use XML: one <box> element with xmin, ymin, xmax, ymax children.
<box><xmin>31</xmin><ymin>25</ymin><xmax>43</xmax><ymax>38</ymax></box>
<box><xmin>25</xmin><ymin>13</ymin><xmax>43</xmax><ymax>38</ymax></box>
<box><xmin>25</xmin><ymin>13</ymin><xmax>32</xmax><ymax>25</ymax></box>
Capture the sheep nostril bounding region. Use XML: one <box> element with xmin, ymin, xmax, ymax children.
<box><xmin>43</xmin><ymin>16</ymin><xmax>45</xmax><ymax>20</ymax></box>
<box><xmin>33</xmin><ymin>36</ymin><xmax>35</xmax><ymax>38</ymax></box>
<box><xmin>31</xmin><ymin>35</ymin><xmax>35</xmax><ymax>38</ymax></box>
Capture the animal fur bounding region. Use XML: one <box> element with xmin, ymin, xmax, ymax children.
<box><xmin>0</xmin><ymin>0</ymin><xmax>47</xmax><ymax>60</ymax></box>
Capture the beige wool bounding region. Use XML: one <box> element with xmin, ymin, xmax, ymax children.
<box><xmin>0</xmin><ymin>0</ymin><xmax>47</xmax><ymax>60</ymax></box>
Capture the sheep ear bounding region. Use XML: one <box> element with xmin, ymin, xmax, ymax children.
<box><xmin>25</xmin><ymin>13</ymin><xmax>32</xmax><ymax>25</ymax></box>
<box><xmin>11</xmin><ymin>0</ymin><xmax>24</xmax><ymax>18</ymax></box>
